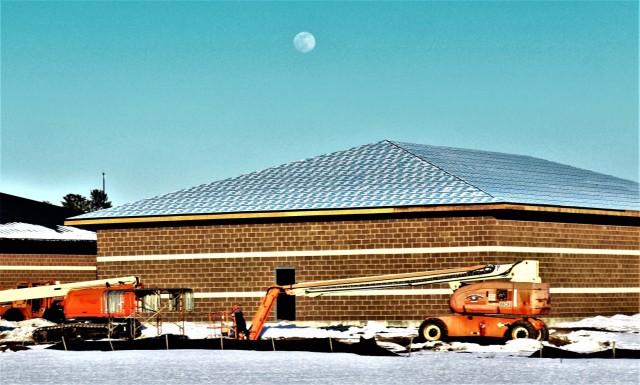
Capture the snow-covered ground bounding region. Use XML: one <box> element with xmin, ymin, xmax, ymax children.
<box><xmin>1</xmin><ymin>314</ymin><xmax>639</xmax><ymax>385</ymax></box>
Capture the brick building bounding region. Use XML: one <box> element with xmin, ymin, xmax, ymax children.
<box><xmin>0</xmin><ymin>193</ymin><xmax>97</xmax><ymax>289</ymax></box>
<box><xmin>66</xmin><ymin>141</ymin><xmax>640</xmax><ymax>325</ymax></box>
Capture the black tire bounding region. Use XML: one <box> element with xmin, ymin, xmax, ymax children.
<box><xmin>418</xmin><ymin>318</ymin><xmax>448</xmax><ymax>342</ymax></box>
<box><xmin>536</xmin><ymin>324</ymin><xmax>549</xmax><ymax>341</ymax></box>
<box><xmin>505</xmin><ymin>320</ymin><xmax>536</xmax><ymax>340</ymax></box>
<box><xmin>2</xmin><ymin>308</ymin><xmax>25</xmax><ymax>322</ymax></box>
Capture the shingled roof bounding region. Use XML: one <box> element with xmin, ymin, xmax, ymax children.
<box><xmin>70</xmin><ymin>140</ymin><xmax>639</xmax><ymax>221</ymax></box>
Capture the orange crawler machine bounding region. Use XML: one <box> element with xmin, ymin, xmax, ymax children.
<box><xmin>246</xmin><ymin>260</ymin><xmax>550</xmax><ymax>342</ymax></box>
<box><xmin>0</xmin><ymin>276</ymin><xmax>140</xmax><ymax>322</ymax></box>
<box><xmin>62</xmin><ymin>283</ymin><xmax>138</xmax><ymax>318</ymax></box>
<box><xmin>1</xmin><ymin>276</ymin><xmax>195</xmax><ymax>343</ymax></box>
<box><xmin>31</xmin><ymin>283</ymin><xmax>195</xmax><ymax>343</ymax></box>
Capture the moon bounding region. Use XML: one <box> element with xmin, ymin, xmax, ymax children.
<box><xmin>293</xmin><ymin>32</ymin><xmax>315</xmax><ymax>53</ymax></box>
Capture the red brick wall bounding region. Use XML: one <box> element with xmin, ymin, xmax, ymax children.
<box><xmin>95</xmin><ymin>214</ymin><xmax>639</xmax><ymax>324</ymax></box>
<box><xmin>0</xmin><ymin>253</ymin><xmax>96</xmax><ymax>289</ymax></box>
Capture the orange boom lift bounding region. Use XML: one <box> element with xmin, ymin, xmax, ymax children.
<box><xmin>246</xmin><ymin>260</ymin><xmax>550</xmax><ymax>342</ymax></box>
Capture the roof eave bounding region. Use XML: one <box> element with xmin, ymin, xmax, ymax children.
<box><xmin>64</xmin><ymin>203</ymin><xmax>639</xmax><ymax>229</ymax></box>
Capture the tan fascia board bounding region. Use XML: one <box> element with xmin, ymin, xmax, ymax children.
<box><xmin>64</xmin><ymin>204</ymin><xmax>639</xmax><ymax>228</ymax></box>
<box><xmin>396</xmin><ymin>204</ymin><xmax>640</xmax><ymax>216</ymax></box>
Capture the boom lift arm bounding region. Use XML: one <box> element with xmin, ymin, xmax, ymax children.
<box><xmin>0</xmin><ymin>276</ymin><xmax>140</xmax><ymax>303</ymax></box>
<box><xmin>249</xmin><ymin>260</ymin><xmax>541</xmax><ymax>340</ymax></box>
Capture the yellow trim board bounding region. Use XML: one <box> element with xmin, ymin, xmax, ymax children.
<box><xmin>65</xmin><ymin>204</ymin><xmax>638</xmax><ymax>227</ymax></box>
<box><xmin>65</xmin><ymin>207</ymin><xmax>396</xmax><ymax>226</ymax></box>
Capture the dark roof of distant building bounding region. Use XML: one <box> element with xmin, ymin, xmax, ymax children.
<box><xmin>1</xmin><ymin>193</ymin><xmax>82</xmax><ymax>228</ymax></box>
<box><xmin>70</xmin><ymin>140</ymin><xmax>640</xmax><ymax>221</ymax></box>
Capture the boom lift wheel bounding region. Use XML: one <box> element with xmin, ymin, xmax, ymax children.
<box><xmin>505</xmin><ymin>320</ymin><xmax>536</xmax><ymax>340</ymax></box>
<box><xmin>536</xmin><ymin>324</ymin><xmax>549</xmax><ymax>341</ymax></box>
<box><xmin>418</xmin><ymin>318</ymin><xmax>448</xmax><ymax>342</ymax></box>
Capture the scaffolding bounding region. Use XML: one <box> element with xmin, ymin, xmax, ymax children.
<box><xmin>207</xmin><ymin>311</ymin><xmax>235</xmax><ymax>339</ymax></box>
<box><xmin>104</xmin><ymin>287</ymin><xmax>195</xmax><ymax>338</ymax></box>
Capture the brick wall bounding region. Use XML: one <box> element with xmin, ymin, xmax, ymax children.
<box><xmin>98</xmin><ymin>217</ymin><xmax>500</xmax><ymax>256</ymax></box>
<box><xmin>95</xmin><ymin>213</ymin><xmax>639</xmax><ymax>324</ymax></box>
<box><xmin>0</xmin><ymin>253</ymin><xmax>96</xmax><ymax>288</ymax></box>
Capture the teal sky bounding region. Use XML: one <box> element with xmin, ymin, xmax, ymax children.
<box><xmin>2</xmin><ymin>1</ymin><xmax>638</xmax><ymax>206</ymax></box>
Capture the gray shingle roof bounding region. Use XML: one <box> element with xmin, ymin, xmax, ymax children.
<box><xmin>71</xmin><ymin>140</ymin><xmax>639</xmax><ymax>220</ymax></box>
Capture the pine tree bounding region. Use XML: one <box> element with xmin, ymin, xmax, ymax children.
<box><xmin>61</xmin><ymin>193</ymin><xmax>90</xmax><ymax>212</ymax></box>
<box><xmin>88</xmin><ymin>189</ymin><xmax>112</xmax><ymax>212</ymax></box>
<box><xmin>61</xmin><ymin>190</ymin><xmax>112</xmax><ymax>213</ymax></box>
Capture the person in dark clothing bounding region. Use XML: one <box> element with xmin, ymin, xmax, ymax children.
<box><xmin>231</xmin><ymin>303</ymin><xmax>249</xmax><ymax>339</ymax></box>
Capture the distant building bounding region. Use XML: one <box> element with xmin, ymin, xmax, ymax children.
<box><xmin>0</xmin><ymin>193</ymin><xmax>81</xmax><ymax>228</ymax></box>
<box><xmin>66</xmin><ymin>140</ymin><xmax>640</xmax><ymax>324</ymax></box>
<box><xmin>0</xmin><ymin>193</ymin><xmax>97</xmax><ymax>288</ymax></box>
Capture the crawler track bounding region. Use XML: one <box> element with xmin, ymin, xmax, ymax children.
<box><xmin>32</xmin><ymin>320</ymin><xmax>141</xmax><ymax>344</ymax></box>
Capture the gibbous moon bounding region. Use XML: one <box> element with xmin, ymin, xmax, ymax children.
<box><xmin>293</xmin><ymin>32</ymin><xmax>315</xmax><ymax>53</ymax></box>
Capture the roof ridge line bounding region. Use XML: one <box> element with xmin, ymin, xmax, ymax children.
<box><xmin>387</xmin><ymin>140</ymin><xmax>497</xmax><ymax>199</ymax></box>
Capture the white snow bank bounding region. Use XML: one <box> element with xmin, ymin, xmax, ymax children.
<box><xmin>2</xmin><ymin>314</ymin><xmax>638</xmax><ymax>385</ymax></box>
<box><xmin>2</xmin><ymin>314</ymin><xmax>639</xmax><ymax>354</ymax></box>
<box><xmin>552</xmin><ymin>313</ymin><xmax>640</xmax><ymax>333</ymax></box>
<box><xmin>0</xmin><ymin>318</ymin><xmax>55</xmax><ymax>342</ymax></box>
<box><xmin>549</xmin><ymin>314</ymin><xmax>640</xmax><ymax>351</ymax></box>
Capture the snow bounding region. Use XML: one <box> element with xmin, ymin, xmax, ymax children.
<box><xmin>553</xmin><ymin>314</ymin><xmax>640</xmax><ymax>333</ymax></box>
<box><xmin>1</xmin><ymin>315</ymin><xmax>639</xmax><ymax>385</ymax></box>
<box><xmin>2</xmin><ymin>348</ymin><xmax>638</xmax><ymax>385</ymax></box>
<box><xmin>0</xmin><ymin>222</ymin><xmax>96</xmax><ymax>241</ymax></box>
